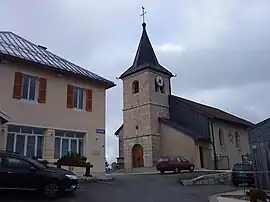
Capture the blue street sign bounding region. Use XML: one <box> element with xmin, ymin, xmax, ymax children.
<box><xmin>96</xmin><ymin>128</ymin><xmax>105</xmax><ymax>134</ymax></box>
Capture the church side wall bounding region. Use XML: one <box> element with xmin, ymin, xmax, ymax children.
<box><xmin>160</xmin><ymin>123</ymin><xmax>200</xmax><ymax>169</ymax></box>
<box><xmin>213</xmin><ymin>121</ymin><xmax>250</xmax><ymax>169</ymax></box>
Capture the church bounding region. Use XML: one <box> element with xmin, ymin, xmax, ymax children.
<box><xmin>114</xmin><ymin>22</ymin><xmax>254</xmax><ymax>170</ymax></box>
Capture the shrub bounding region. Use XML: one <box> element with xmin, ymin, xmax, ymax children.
<box><xmin>249</xmin><ymin>189</ymin><xmax>269</xmax><ymax>202</ymax></box>
<box><xmin>55</xmin><ymin>153</ymin><xmax>87</xmax><ymax>168</ymax></box>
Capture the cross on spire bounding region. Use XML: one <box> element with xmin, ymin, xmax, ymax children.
<box><xmin>140</xmin><ymin>6</ymin><xmax>147</xmax><ymax>25</ymax></box>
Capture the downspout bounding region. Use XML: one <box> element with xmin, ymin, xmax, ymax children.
<box><xmin>210</xmin><ymin>119</ymin><xmax>218</xmax><ymax>170</ymax></box>
<box><xmin>169</xmin><ymin>77</ymin><xmax>172</xmax><ymax>95</ymax></box>
<box><xmin>169</xmin><ymin>74</ymin><xmax>177</xmax><ymax>95</ymax></box>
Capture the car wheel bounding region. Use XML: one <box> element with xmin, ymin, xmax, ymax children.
<box><xmin>177</xmin><ymin>168</ymin><xmax>182</xmax><ymax>173</ymax></box>
<box><xmin>189</xmin><ymin>166</ymin><xmax>194</xmax><ymax>172</ymax></box>
<box><xmin>43</xmin><ymin>180</ymin><xmax>60</xmax><ymax>199</ymax></box>
<box><xmin>160</xmin><ymin>170</ymin><xmax>165</xmax><ymax>174</ymax></box>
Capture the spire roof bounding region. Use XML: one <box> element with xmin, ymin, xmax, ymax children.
<box><xmin>119</xmin><ymin>23</ymin><xmax>173</xmax><ymax>79</ymax></box>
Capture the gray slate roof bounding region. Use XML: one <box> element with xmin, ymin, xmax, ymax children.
<box><xmin>248</xmin><ymin>118</ymin><xmax>270</xmax><ymax>144</ymax></box>
<box><xmin>158</xmin><ymin>118</ymin><xmax>209</xmax><ymax>140</ymax></box>
<box><xmin>119</xmin><ymin>23</ymin><xmax>173</xmax><ymax>79</ymax></box>
<box><xmin>170</xmin><ymin>95</ymin><xmax>254</xmax><ymax>127</ymax></box>
<box><xmin>0</xmin><ymin>31</ymin><xmax>115</xmax><ymax>88</ymax></box>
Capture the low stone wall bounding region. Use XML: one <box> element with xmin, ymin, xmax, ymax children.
<box><xmin>180</xmin><ymin>172</ymin><xmax>232</xmax><ymax>186</ymax></box>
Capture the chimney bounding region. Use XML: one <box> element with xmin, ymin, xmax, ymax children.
<box><xmin>38</xmin><ymin>45</ymin><xmax>47</xmax><ymax>50</ymax></box>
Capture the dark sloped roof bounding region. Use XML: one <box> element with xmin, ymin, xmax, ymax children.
<box><xmin>114</xmin><ymin>124</ymin><xmax>123</xmax><ymax>136</ymax></box>
<box><xmin>248</xmin><ymin>117</ymin><xmax>270</xmax><ymax>131</ymax></box>
<box><xmin>248</xmin><ymin>118</ymin><xmax>270</xmax><ymax>143</ymax></box>
<box><xmin>0</xmin><ymin>110</ymin><xmax>10</xmax><ymax>123</ymax></box>
<box><xmin>0</xmin><ymin>31</ymin><xmax>115</xmax><ymax>89</ymax></box>
<box><xmin>159</xmin><ymin>118</ymin><xmax>209</xmax><ymax>140</ymax></box>
<box><xmin>170</xmin><ymin>95</ymin><xmax>254</xmax><ymax>127</ymax></box>
<box><xmin>119</xmin><ymin>23</ymin><xmax>173</xmax><ymax>79</ymax></box>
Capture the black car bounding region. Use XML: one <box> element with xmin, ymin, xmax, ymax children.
<box><xmin>231</xmin><ymin>161</ymin><xmax>254</xmax><ymax>186</ymax></box>
<box><xmin>0</xmin><ymin>151</ymin><xmax>78</xmax><ymax>198</ymax></box>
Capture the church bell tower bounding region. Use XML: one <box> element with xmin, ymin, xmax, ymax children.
<box><xmin>119</xmin><ymin>9</ymin><xmax>174</xmax><ymax>169</ymax></box>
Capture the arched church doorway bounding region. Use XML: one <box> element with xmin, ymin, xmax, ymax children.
<box><xmin>132</xmin><ymin>144</ymin><xmax>144</xmax><ymax>168</ymax></box>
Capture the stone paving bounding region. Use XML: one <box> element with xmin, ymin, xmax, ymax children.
<box><xmin>0</xmin><ymin>172</ymin><xmax>238</xmax><ymax>202</ymax></box>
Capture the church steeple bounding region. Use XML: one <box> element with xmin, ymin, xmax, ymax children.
<box><xmin>119</xmin><ymin>22</ymin><xmax>173</xmax><ymax>79</ymax></box>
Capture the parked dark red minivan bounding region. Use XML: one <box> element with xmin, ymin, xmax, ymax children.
<box><xmin>156</xmin><ymin>157</ymin><xmax>195</xmax><ymax>174</ymax></box>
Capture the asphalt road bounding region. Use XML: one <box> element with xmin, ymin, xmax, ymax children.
<box><xmin>0</xmin><ymin>172</ymin><xmax>238</xmax><ymax>202</ymax></box>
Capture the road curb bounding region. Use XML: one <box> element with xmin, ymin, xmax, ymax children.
<box><xmin>78</xmin><ymin>176</ymin><xmax>115</xmax><ymax>183</ymax></box>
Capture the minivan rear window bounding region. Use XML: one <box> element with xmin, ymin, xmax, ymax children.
<box><xmin>233</xmin><ymin>164</ymin><xmax>252</xmax><ymax>171</ymax></box>
<box><xmin>158</xmin><ymin>158</ymin><xmax>170</xmax><ymax>162</ymax></box>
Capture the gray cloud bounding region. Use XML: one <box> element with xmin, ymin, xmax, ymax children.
<box><xmin>1</xmin><ymin>0</ymin><xmax>270</xmax><ymax>163</ymax></box>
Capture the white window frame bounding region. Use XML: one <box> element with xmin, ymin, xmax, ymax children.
<box><xmin>73</xmin><ymin>86</ymin><xmax>86</xmax><ymax>110</ymax></box>
<box><xmin>7</xmin><ymin>127</ymin><xmax>44</xmax><ymax>157</ymax></box>
<box><xmin>55</xmin><ymin>131</ymin><xmax>85</xmax><ymax>158</ymax></box>
<box><xmin>22</xmin><ymin>74</ymin><xmax>39</xmax><ymax>101</ymax></box>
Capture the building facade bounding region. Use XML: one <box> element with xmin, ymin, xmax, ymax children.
<box><xmin>0</xmin><ymin>32</ymin><xmax>115</xmax><ymax>173</ymax></box>
<box><xmin>115</xmin><ymin>23</ymin><xmax>253</xmax><ymax>170</ymax></box>
<box><xmin>248</xmin><ymin>118</ymin><xmax>270</xmax><ymax>190</ymax></box>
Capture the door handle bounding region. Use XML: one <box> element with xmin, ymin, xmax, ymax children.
<box><xmin>7</xmin><ymin>171</ymin><xmax>14</xmax><ymax>174</ymax></box>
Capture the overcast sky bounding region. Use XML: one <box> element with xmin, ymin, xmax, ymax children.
<box><xmin>1</xmin><ymin>0</ymin><xmax>270</xmax><ymax>163</ymax></box>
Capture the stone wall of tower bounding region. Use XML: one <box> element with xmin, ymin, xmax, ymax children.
<box><xmin>123</xmin><ymin>103</ymin><xmax>153</xmax><ymax>168</ymax></box>
<box><xmin>123</xmin><ymin>71</ymin><xmax>150</xmax><ymax>110</ymax></box>
<box><xmin>123</xmin><ymin>136</ymin><xmax>154</xmax><ymax>168</ymax></box>
<box><xmin>122</xmin><ymin>70</ymin><xmax>171</xmax><ymax>168</ymax></box>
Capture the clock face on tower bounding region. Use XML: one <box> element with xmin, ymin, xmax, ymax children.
<box><xmin>155</xmin><ymin>76</ymin><xmax>164</xmax><ymax>87</ymax></box>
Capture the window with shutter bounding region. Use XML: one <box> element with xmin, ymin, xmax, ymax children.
<box><xmin>38</xmin><ymin>78</ymin><xmax>47</xmax><ymax>103</ymax></box>
<box><xmin>67</xmin><ymin>85</ymin><xmax>74</xmax><ymax>108</ymax></box>
<box><xmin>13</xmin><ymin>72</ymin><xmax>46</xmax><ymax>103</ymax></box>
<box><xmin>67</xmin><ymin>85</ymin><xmax>92</xmax><ymax>112</ymax></box>
<box><xmin>21</xmin><ymin>74</ymin><xmax>38</xmax><ymax>101</ymax></box>
<box><xmin>85</xmin><ymin>89</ymin><xmax>92</xmax><ymax>111</ymax></box>
<box><xmin>73</xmin><ymin>86</ymin><xmax>85</xmax><ymax>109</ymax></box>
<box><xmin>13</xmin><ymin>72</ymin><xmax>23</xmax><ymax>99</ymax></box>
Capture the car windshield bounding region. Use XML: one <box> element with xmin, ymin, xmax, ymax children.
<box><xmin>233</xmin><ymin>164</ymin><xmax>252</xmax><ymax>171</ymax></box>
<box><xmin>158</xmin><ymin>158</ymin><xmax>170</xmax><ymax>162</ymax></box>
<box><xmin>24</xmin><ymin>157</ymin><xmax>47</xmax><ymax>169</ymax></box>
